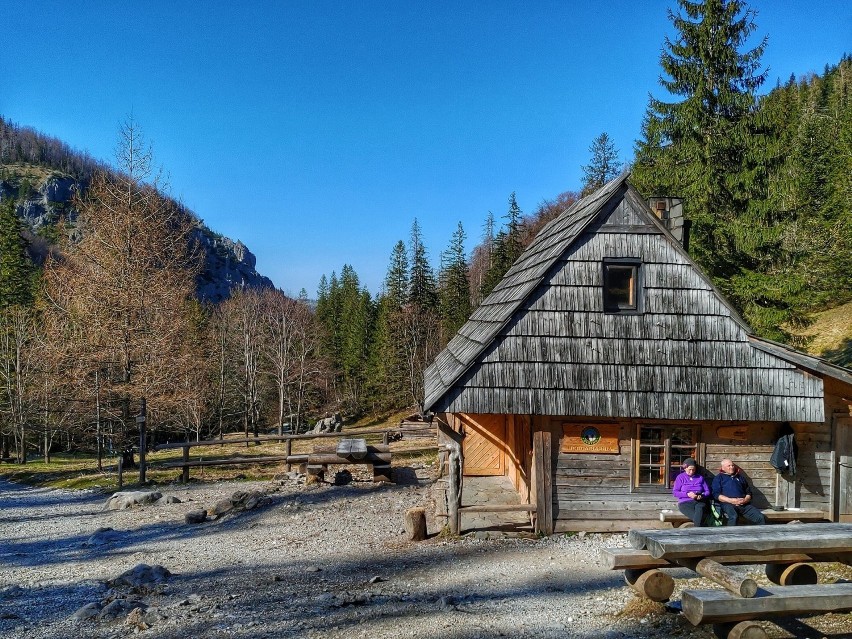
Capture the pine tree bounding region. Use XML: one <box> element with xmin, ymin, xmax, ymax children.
<box><xmin>480</xmin><ymin>193</ymin><xmax>524</xmax><ymax>298</ymax></box>
<box><xmin>581</xmin><ymin>133</ymin><xmax>622</xmax><ymax>195</ymax></box>
<box><xmin>632</xmin><ymin>0</ymin><xmax>767</xmax><ymax>279</ymax></box>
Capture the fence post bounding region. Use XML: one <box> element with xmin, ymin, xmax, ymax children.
<box><xmin>118</xmin><ymin>457</ymin><xmax>123</xmax><ymax>489</ymax></box>
<box><xmin>182</xmin><ymin>445</ymin><xmax>189</xmax><ymax>483</ymax></box>
<box><xmin>137</xmin><ymin>398</ymin><xmax>147</xmax><ymax>485</ymax></box>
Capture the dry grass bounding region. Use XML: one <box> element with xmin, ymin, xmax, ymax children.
<box><xmin>790</xmin><ymin>300</ymin><xmax>852</xmax><ymax>367</ymax></box>
<box><xmin>0</xmin><ymin>409</ymin><xmax>437</xmax><ymax>493</ymax></box>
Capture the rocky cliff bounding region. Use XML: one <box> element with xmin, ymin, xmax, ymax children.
<box><xmin>0</xmin><ymin>164</ymin><xmax>273</xmax><ymax>303</ymax></box>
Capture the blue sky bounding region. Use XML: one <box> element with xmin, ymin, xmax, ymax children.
<box><xmin>2</xmin><ymin>1</ymin><xmax>849</xmax><ymax>296</ymax></box>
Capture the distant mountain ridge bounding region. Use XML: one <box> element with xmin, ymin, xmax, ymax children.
<box><xmin>0</xmin><ymin>117</ymin><xmax>273</xmax><ymax>302</ymax></box>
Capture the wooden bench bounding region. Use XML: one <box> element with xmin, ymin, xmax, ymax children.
<box><xmin>660</xmin><ymin>507</ymin><xmax>828</xmax><ymax>527</ymax></box>
<box><xmin>682</xmin><ymin>582</ymin><xmax>852</xmax><ymax>625</ymax></box>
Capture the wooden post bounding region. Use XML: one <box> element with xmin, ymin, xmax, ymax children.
<box><xmin>436</xmin><ymin>420</ymin><xmax>464</xmax><ymax>534</ymax></box>
<box><xmin>765</xmin><ymin>562</ymin><xmax>818</xmax><ymax>586</ymax></box>
<box><xmin>382</xmin><ymin>430</ymin><xmax>389</xmax><ymax>445</ymax></box>
<box><xmin>137</xmin><ymin>398</ymin><xmax>147</xmax><ymax>485</ymax></box>
<box><xmin>181</xmin><ymin>445</ymin><xmax>190</xmax><ymax>483</ymax></box>
<box><xmin>624</xmin><ymin>568</ymin><xmax>674</xmax><ymax>602</ymax></box>
<box><xmin>117</xmin><ymin>456</ymin><xmax>123</xmax><ymax>489</ymax></box>
<box><xmin>285</xmin><ymin>438</ymin><xmax>292</xmax><ymax>471</ymax></box>
<box><xmin>404</xmin><ymin>507</ymin><xmax>427</xmax><ymax>541</ymax></box>
<box><xmin>533</xmin><ymin>430</ymin><xmax>553</xmax><ymax>535</ymax></box>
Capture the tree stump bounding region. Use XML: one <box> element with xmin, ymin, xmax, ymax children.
<box><xmin>765</xmin><ymin>562</ymin><xmax>818</xmax><ymax>586</ymax></box>
<box><xmin>404</xmin><ymin>507</ymin><xmax>427</xmax><ymax>541</ymax></box>
<box><xmin>624</xmin><ymin>568</ymin><xmax>674</xmax><ymax>602</ymax></box>
<box><xmin>713</xmin><ymin>621</ymin><xmax>768</xmax><ymax>639</ymax></box>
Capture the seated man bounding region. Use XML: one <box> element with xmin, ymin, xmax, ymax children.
<box><xmin>672</xmin><ymin>457</ymin><xmax>710</xmax><ymax>526</ymax></box>
<box><xmin>711</xmin><ymin>458</ymin><xmax>766</xmax><ymax>525</ymax></box>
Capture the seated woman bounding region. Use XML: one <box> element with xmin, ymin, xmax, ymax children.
<box><xmin>672</xmin><ymin>458</ymin><xmax>711</xmax><ymax>526</ymax></box>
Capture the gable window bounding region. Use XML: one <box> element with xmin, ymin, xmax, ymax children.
<box><xmin>634</xmin><ymin>425</ymin><xmax>697</xmax><ymax>491</ymax></box>
<box><xmin>603</xmin><ymin>259</ymin><xmax>641</xmax><ymax>312</ymax></box>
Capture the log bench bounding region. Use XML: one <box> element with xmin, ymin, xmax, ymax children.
<box><xmin>659</xmin><ymin>507</ymin><xmax>828</xmax><ymax>527</ymax></box>
<box><xmin>682</xmin><ymin>582</ymin><xmax>852</xmax><ymax>625</ymax></box>
<box><xmin>306</xmin><ymin>439</ymin><xmax>392</xmax><ymax>482</ymax></box>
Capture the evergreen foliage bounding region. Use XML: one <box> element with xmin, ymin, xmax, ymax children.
<box><xmin>581</xmin><ymin>133</ymin><xmax>622</xmax><ymax>195</ymax></box>
<box><xmin>0</xmin><ymin>198</ymin><xmax>34</xmax><ymax>308</ymax></box>
<box><xmin>438</xmin><ymin>222</ymin><xmax>471</xmax><ymax>342</ymax></box>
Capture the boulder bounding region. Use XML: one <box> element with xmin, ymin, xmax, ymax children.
<box><xmin>185</xmin><ymin>509</ymin><xmax>207</xmax><ymax>524</ymax></box>
<box><xmin>103</xmin><ymin>490</ymin><xmax>162</xmax><ymax>511</ymax></box>
<box><xmin>108</xmin><ymin>564</ymin><xmax>171</xmax><ymax>590</ymax></box>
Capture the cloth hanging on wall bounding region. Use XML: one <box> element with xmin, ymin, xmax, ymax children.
<box><xmin>770</xmin><ymin>421</ymin><xmax>798</xmax><ymax>477</ymax></box>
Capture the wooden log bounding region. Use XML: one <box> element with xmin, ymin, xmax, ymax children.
<box><xmin>404</xmin><ymin>507</ymin><xmax>427</xmax><ymax>541</ymax></box>
<box><xmin>159</xmin><ymin>454</ymin><xmax>301</xmax><ymax>468</ymax></box>
<box><xmin>181</xmin><ymin>446</ymin><xmax>190</xmax><ymax>483</ymax></box>
<box><xmin>436</xmin><ymin>420</ymin><xmax>463</xmax><ymax>534</ymax></box>
<box><xmin>306</xmin><ymin>452</ymin><xmax>392</xmax><ymax>465</ymax></box>
<box><xmin>681</xmin><ymin>583</ymin><xmax>852</xmax><ymax>625</ymax></box>
<box><xmin>712</xmin><ymin>621</ymin><xmax>768</xmax><ymax>639</ymax></box>
<box><xmin>601</xmin><ymin>547</ymin><xmax>816</xmax><ymax>571</ymax></box>
<box><xmin>634</xmin><ymin>523</ymin><xmax>852</xmax><ymax>560</ymax></box>
<box><xmin>623</xmin><ymin>568</ymin><xmax>674</xmax><ymax>602</ymax></box>
<box><xmin>765</xmin><ymin>562</ymin><xmax>818</xmax><ymax>586</ymax></box>
<box><xmin>678</xmin><ymin>558</ymin><xmax>758</xmax><ymax>598</ymax></box>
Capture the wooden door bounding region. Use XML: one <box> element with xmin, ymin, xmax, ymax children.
<box><xmin>836</xmin><ymin>416</ymin><xmax>852</xmax><ymax>521</ymax></box>
<box><xmin>463</xmin><ymin>415</ymin><xmax>506</xmax><ymax>476</ymax></box>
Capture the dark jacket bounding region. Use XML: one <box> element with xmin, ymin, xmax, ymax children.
<box><xmin>770</xmin><ymin>422</ymin><xmax>797</xmax><ymax>477</ymax></box>
<box><xmin>712</xmin><ymin>468</ymin><xmax>752</xmax><ymax>501</ymax></box>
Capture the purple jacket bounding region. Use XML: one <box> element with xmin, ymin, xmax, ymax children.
<box><xmin>672</xmin><ymin>471</ymin><xmax>711</xmax><ymax>504</ymax></box>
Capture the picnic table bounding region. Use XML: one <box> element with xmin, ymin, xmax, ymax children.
<box><xmin>306</xmin><ymin>438</ymin><xmax>392</xmax><ymax>482</ymax></box>
<box><xmin>604</xmin><ymin>523</ymin><xmax>852</xmax><ymax>639</ymax></box>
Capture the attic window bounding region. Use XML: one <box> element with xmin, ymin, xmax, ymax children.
<box><xmin>603</xmin><ymin>259</ymin><xmax>641</xmax><ymax>313</ymax></box>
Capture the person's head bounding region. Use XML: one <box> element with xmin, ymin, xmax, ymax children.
<box><xmin>720</xmin><ymin>458</ymin><xmax>736</xmax><ymax>475</ymax></box>
<box><xmin>682</xmin><ymin>458</ymin><xmax>697</xmax><ymax>475</ymax></box>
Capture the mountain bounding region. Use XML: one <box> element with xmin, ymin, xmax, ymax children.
<box><xmin>0</xmin><ymin>118</ymin><xmax>273</xmax><ymax>302</ymax></box>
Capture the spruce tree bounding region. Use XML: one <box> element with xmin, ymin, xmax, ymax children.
<box><xmin>632</xmin><ymin>0</ymin><xmax>767</xmax><ymax>279</ymax></box>
<box><xmin>581</xmin><ymin>133</ymin><xmax>622</xmax><ymax>195</ymax></box>
<box><xmin>438</xmin><ymin>222</ymin><xmax>471</xmax><ymax>342</ymax></box>
<box><xmin>408</xmin><ymin>219</ymin><xmax>437</xmax><ymax>310</ymax></box>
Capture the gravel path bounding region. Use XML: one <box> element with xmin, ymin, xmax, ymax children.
<box><xmin>0</xmin><ymin>471</ymin><xmax>714</xmax><ymax>639</ymax></box>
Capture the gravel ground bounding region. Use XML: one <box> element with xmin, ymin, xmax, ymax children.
<box><xmin>5</xmin><ymin>467</ymin><xmax>841</xmax><ymax>639</ymax></box>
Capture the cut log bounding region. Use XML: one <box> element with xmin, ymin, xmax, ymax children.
<box><xmin>765</xmin><ymin>562</ymin><xmax>818</xmax><ymax>586</ymax></box>
<box><xmin>678</xmin><ymin>558</ymin><xmax>757</xmax><ymax>598</ymax></box>
<box><xmin>404</xmin><ymin>507</ymin><xmax>427</xmax><ymax>541</ymax></box>
<box><xmin>624</xmin><ymin>568</ymin><xmax>674</xmax><ymax>602</ymax></box>
<box><xmin>681</xmin><ymin>583</ymin><xmax>852</xmax><ymax>625</ymax></box>
<box><xmin>712</xmin><ymin>621</ymin><xmax>768</xmax><ymax>639</ymax></box>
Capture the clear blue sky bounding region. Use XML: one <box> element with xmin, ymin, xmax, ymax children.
<box><xmin>2</xmin><ymin>1</ymin><xmax>849</xmax><ymax>296</ymax></box>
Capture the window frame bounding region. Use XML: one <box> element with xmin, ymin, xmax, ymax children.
<box><xmin>632</xmin><ymin>424</ymin><xmax>699</xmax><ymax>493</ymax></box>
<box><xmin>602</xmin><ymin>258</ymin><xmax>643</xmax><ymax>314</ymax></box>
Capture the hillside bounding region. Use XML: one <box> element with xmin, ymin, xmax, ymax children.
<box><xmin>0</xmin><ymin>118</ymin><xmax>273</xmax><ymax>302</ymax></box>
<box><xmin>793</xmin><ymin>301</ymin><xmax>852</xmax><ymax>368</ymax></box>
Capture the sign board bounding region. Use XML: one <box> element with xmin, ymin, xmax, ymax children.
<box><xmin>561</xmin><ymin>424</ymin><xmax>620</xmax><ymax>454</ymax></box>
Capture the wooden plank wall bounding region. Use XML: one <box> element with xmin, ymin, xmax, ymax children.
<box><xmin>551</xmin><ymin>418</ymin><xmax>833</xmax><ymax>533</ymax></box>
<box><xmin>703</xmin><ymin>421</ymin><xmax>831</xmax><ymax>512</ymax></box>
<box><xmin>506</xmin><ymin>414</ymin><xmax>531</xmax><ymax>502</ymax></box>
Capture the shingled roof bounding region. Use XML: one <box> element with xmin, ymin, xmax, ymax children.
<box><xmin>423</xmin><ymin>174</ymin><xmax>832</xmax><ymax>422</ymax></box>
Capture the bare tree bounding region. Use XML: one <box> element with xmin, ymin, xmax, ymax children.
<box><xmin>41</xmin><ymin>118</ymin><xmax>200</xmax><ymax>451</ymax></box>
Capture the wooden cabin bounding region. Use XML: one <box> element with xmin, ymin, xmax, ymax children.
<box><xmin>424</xmin><ymin>174</ymin><xmax>852</xmax><ymax>533</ymax></box>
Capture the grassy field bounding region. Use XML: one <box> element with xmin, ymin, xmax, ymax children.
<box><xmin>0</xmin><ymin>411</ymin><xmax>438</xmax><ymax>492</ymax></box>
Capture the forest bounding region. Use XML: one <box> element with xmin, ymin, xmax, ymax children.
<box><xmin>0</xmin><ymin>0</ymin><xmax>850</xmax><ymax>465</ymax></box>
